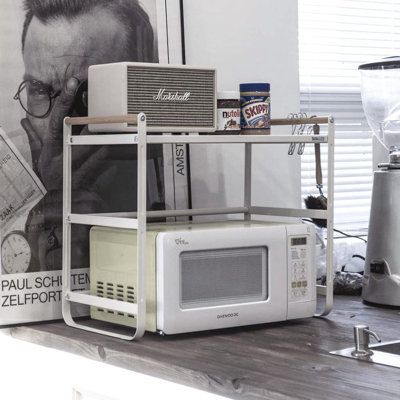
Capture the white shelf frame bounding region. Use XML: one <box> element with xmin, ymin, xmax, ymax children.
<box><xmin>62</xmin><ymin>114</ymin><xmax>147</xmax><ymax>340</ymax></box>
<box><xmin>62</xmin><ymin>114</ymin><xmax>335</xmax><ymax>340</ymax></box>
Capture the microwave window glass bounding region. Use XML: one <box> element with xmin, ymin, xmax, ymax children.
<box><xmin>179</xmin><ymin>246</ymin><xmax>268</xmax><ymax>309</ymax></box>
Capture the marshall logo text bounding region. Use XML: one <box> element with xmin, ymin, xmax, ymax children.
<box><xmin>153</xmin><ymin>89</ymin><xmax>191</xmax><ymax>102</ymax></box>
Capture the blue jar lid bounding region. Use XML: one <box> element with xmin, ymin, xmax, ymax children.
<box><xmin>240</xmin><ymin>83</ymin><xmax>270</xmax><ymax>92</ymax></box>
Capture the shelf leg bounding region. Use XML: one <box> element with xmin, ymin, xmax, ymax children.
<box><xmin>244</xmin><ymin>143</ymin><xmax>252</xmax><ymax>221</ymax></box>
<box><xmin>134</xmin><ymin>113</ymin><xmax>147</xmax><ymax>340</ymax></box>
<box><xmin>315</xmin><ymin>116</ymin><xmax>335</xmax><ymax>317</ymax></box>
<box><xmin>62</xmin><ymin>121</ymin><xmax>74</xmax><ymax>327</ymax></box>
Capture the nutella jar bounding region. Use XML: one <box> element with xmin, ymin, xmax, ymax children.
<box><xmin>240</xmin><ymin>83</ymin><xmax>271</xmax><ymax>133</ymax></box>
<box><xmin>216</xmin><ymin>91</ymin><xmax>241</xmax><ymax>134</ymax></box>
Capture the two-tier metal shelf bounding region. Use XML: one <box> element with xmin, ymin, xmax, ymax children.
<box><xmin>62</xmin><ymin>114</ymin><xmax>335</xmax><ymax>340</ymax></box>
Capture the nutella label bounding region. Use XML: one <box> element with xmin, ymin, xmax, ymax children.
<box><xmin>241</xmin><ymin>96</ymin><xmax>270</xmax><ymax>129</ymax></box>
<box><xmin>217</xmin><ymin>108</ymin><xmax>241</xmax><ymax>131</ymax></box>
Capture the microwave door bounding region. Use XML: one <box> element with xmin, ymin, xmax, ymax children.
<box><xmin>156</xmin><ymin>225</ymin><xmax>288</xmax><ymax>335</ymax></box>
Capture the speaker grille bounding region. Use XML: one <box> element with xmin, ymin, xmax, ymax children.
<box><xmin>127</xmin><ymin>66</ymin><xmax>215</xmax><ymax>129</ymax></box>
<box><xmin>180</xmin><ymin>247</ymin><xmax>268</xmax><ymax>309</ymax></box>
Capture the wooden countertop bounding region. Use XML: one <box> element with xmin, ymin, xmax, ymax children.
<box><xmin>7</xmin><ymin>296</ymin><xmax>400</xmax><ymax>400</ymax></box>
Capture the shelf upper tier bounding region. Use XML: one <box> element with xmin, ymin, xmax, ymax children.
<box><xmin>64</xmin><ymin>115</ymin><xmax>332</xmax><ymax>145</ymax></box>
<box><xmin>67</xmin><ymin>134</ymin><xmax>329</xmax><ymax>146</ymax></box>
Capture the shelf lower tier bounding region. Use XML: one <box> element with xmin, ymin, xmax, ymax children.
<box><xmin>66</xmin><ymin>206</ymin><xmax>328</xmax><ymax>228</ymax></box>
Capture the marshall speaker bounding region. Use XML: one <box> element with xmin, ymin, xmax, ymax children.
<box><xmin>88</xmin><ymin>62</ymin><xmax>217</xmax><ymax>132</ymax></box>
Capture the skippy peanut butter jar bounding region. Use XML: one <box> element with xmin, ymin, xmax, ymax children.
<box><xmin>240</xmin><ymin>83</ymin><xmax>271</xmax><ymax>132</ymax></box>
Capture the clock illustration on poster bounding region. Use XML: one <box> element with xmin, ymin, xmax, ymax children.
<box><xmin>1</xmin><ymin>231</ymin><xmax>32</xmax><ymax>274</ymax></box>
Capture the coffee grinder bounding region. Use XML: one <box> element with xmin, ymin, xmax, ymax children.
<box><xmin>359</xmin><ymin>56</ymin><xmax>400</xmax><ymax>306</ymax></box>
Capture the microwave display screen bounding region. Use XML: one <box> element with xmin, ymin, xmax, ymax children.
<box><xmin>291</xmin><ymin>237</ymin><xmax>307</xmax><ymax>246</ymax></box>
<box><xmin>179</xmin><ymin>246</ymin><xmax>268</xmax><ymax>309</ymax></box>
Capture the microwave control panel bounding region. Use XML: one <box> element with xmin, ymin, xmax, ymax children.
<box><xmin>288</xmin><ymin>236</ymin><xmax>310</xmax><ymax>302</ymax></box>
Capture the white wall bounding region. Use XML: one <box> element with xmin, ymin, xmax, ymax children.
<box><xmin>183</xmin><ymin>0</ymin><xmax>301</xmax><ymax>215</ymax></box>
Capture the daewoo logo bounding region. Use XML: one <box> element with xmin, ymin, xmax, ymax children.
<box><xmin>217</xmin><ymin>312</ymin><xmax>239</xmax><ymax>319</ymax></box>
<box><xmin>175</xmin><ymin>238</ymin><xmax>189</xmax><ymax>245</ymax></box>
<box><xmin>153</xmin><ymin>89</ymin><xmax>191</xmax><ymax>102</ymax></box>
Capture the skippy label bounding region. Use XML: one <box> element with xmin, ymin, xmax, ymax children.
<box><xmin>241</xmin><ymin>96</ymin><xmax>271</xmax><ymax>129</ymax></box>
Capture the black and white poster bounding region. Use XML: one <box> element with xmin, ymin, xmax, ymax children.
<box><xmin>0</xmin><ymin>0</ymin><xmax>185</xmax><ymax>325</ymax></box>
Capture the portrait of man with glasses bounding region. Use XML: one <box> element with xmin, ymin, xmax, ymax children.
<box><xmin>8</xmin><ymin>0</ymin><xmax>164</xmax><ymax>272</ymax></box>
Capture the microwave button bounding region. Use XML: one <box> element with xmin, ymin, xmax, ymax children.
<box><xmin>296</xmin><ymin>281</ymin><xmax>302</xmax><ymax>288</ymax></box>
<box><xmin>302</xmin><ymin>281</ymin><xmax>308</xmax><ymax>287</ymax></box>
<box><xmin>291</xmin><ymin>282</ymin><xmax>297</xmax><ymax>288</ymax></box>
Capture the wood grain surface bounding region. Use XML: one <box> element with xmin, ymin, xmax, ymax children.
<box><xmin>7</xmin><ymin>296</ymin><xmax>400</xmax><ymax>400</ymax></box>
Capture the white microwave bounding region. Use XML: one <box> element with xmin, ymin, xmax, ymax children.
<box><xmin>89</xmin><ymin>220</ymin><xmax>316</xmax><ymax>335</ymax></box>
